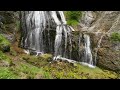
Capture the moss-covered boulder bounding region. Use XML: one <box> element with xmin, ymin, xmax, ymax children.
<box><xmin>0</xmin><ymin>34</ymin><xmax>10</xmax><ymax>52</ymax></box>
<box><xmin>22</xmin><ymin>54</ymin><xmax>53</xmax><ymax>67</ymax></box>
<box><xmin>0</xmin><ymin>51</ymin><xmax>12</xmax><ymax>67</ymax></box>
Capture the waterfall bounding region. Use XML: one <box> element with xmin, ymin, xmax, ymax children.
<box><xmin>20</xmin><ymin>11</ymin><xmax>95</xmax><ymax>67</ymax></box>
<box><xmin>20</xmin><ymin>11</ymin><xmax>56</xmax><ymax>55</ymax></box>
<box><xmin>50</xmin><ymin>11</ymin><xmax>73</xmax><ymax>60</ymax></box>
<box><xmin>83</xmin><ymin>34</ymin><xmax>94</xmax><ymax>65</ymax></box>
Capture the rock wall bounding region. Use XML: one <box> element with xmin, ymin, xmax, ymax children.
<box><xmin>0</xmin><ymin>11</ymin><xmax>19</xmax><ymax>52</ymax></box>
<box><xmin>0</xmin><ymin>11</ymin><xmax>19</xmax><ymax>43</ymax></box>
<box><xmin>80</xmin><ymin>11</ymin><xmax>120</xmax><ymax>72</ymax></box>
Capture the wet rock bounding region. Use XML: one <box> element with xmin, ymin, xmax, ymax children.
<box><xmin>0</xmin><ymin>11</ymin><xmax>15</xmax><ymax>24</ymax></box>
<box><xmin>2</xmin><ymin>34</ymin><xmax>16</xmax><ymax>43</ymax></box>
<box><xmin>1</xmin><ymin>45</ymin><xmax>10</xmax><ymax>52</ymax></box>
<box><xmin>0</xmin><ymin>60</ymin><xmax>10</xmax><ymax>67</ymax></box>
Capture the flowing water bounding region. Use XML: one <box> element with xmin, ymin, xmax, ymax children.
<box><xmin>20</xmin><ymin>11</ymin><xmax>95</xmax><ymax>67</ymax></box>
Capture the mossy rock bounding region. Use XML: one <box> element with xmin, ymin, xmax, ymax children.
<box><xmin>22</xmin><ymin>54</ymin><xmax>53</xmax><ymax>67</ymax></box>
<box><xmin>9</xmin><ymin>48</ymin><xmax>17</xmax><ymax>56</ymax></box>
<box><xmin>0</xmin><ymin>51</ymin><xmax>12</xmax><ymax>67</ymax></box>
<box><xmin>97</xmin><ymin>48</ymin><xmax>120</xmax><ymax>72</ymax></box>
<box><xmin>38</xmin><ymin>54</ymin><xmax>53</xmax><ymax>61</ymax></box>
<box><xmin>0</xmin><ymin>34</ymin><xmax>10</xmax><ymax>52</ymax></box>
<box><xmin>0</xmin><ymin>11</ymin><xmax>15</xmax><ymax>24</ymax></box>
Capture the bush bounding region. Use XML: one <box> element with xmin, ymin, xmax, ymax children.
<box><xmin>110</xmin><ymin>32</ymin><xmax>120</xmax><ymax>42</ymax></box>
<box><xmin>64</xmin><ymin>11</ymin><xmax>82</xmax><ymax>26</ymax></box>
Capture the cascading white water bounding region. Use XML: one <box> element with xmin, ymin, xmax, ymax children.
<box><xmin>83</xmin><ymin>34</ymin><xmax>93</xmax><ymax>65</ymax></box>
<box><xmin>51</xmin><ymin>11</ymin><xmax>74</xmax><ymax>60</ymax></box>
<box><xmin>21</xmin><ymin>11</ymin><xmax>56</xmax><ymax>55</ymax></box>
<box><xmin>20</xmin><ymin>11</ymin><xmax>95</xmax><ymax>67</ymax></box>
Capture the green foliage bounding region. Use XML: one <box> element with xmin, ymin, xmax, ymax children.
<box><xmin>0</xmin><ymin>34</ymin><xmax>10</xmax><ymax>46</ymax></box>
<box><xmin>22</xmin><ymin>54</ymin><xmax>52</xmax><ymax>67</ymax></box>
<box><xmin>0</xmin><ymin>34</ymin><xmax>10</xmax><ymax>52</ymax></box>
<box><xmin>67</xmin><ymin>20</ymin><xmax>78</xmax><ymax>26</ymax></box>
<box><xmin>110</xmin><ymin>32</ymin><xmax>120</xmax><ymax>42</ymax></box>
<box><xmin>21</xmin><ymin>53</ymin><xmax>118</xmax><ymax>79</ymax></box>
<box><xmin>64</xmin><ymin>11</ymin><xmax>82</xmax><ymax>26</ymax></box>
<box><xmin>0</xmin><ymin>52</ymin><xmax>118</xmax><ymax>79</ymax></box>
<box><xmin>40</xmin><ymin>60</ymin><xmax>118</xmax><ymax>79</ymax></box>
<box><xmin>0</xmin><ymin>67</ymin><xmax>18</xmax><ymax>79</ymax></box>
<box><xmin>10</xmin><ymin>62</ymin><xmax>52</xmax><ymax>79</ymax></box>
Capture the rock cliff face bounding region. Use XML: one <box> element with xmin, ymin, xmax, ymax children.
<box><xmin>0</xmin><ymin>11</ymin><xmax>19</xmax><ymax>52</ymax></box>
<box><xmin>0</xmin><ymin>11</ymin><xmax>19</xmax><ymax>43</ymax></box>
<box><xmin>80</xmin><ymin>11</ymin><xmax>120</xmax><ymax>33</ymax></box>
<box><xmin>80</xmin><ymin>11</ymin><xmax>120</xmax><ymax>72</ymax></box>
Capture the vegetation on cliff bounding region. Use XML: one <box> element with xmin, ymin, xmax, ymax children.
<box><xmin>110</xmin><ymin>32</ymin><xmax>120</xmax><ymax>42</ymax></box>
<box><xmin>64</xmin><ymin>11</ymin><xmax>82</xmax><ymax>26</ymax></box>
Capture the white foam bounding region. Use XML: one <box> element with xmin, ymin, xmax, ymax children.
<box><xmin>23</xmin><ymin>49</ymin><xmax>30</xmax><ymax>54</ymax></box>
<box><xmin>80</xmin><ymin>62</ymin><xmax>95</xmax><ymax>68</ymax></box>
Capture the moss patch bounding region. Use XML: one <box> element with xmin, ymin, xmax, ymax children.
<box><xmin>110</xmin><ymin>32</ymin><xmax>120</xmax><ymax>42</ymax></box>
<box><xmin>42</xmin><ymin>61</ymin><xmax>118</xmax><ymax>79</ymax></box>
<box><xmin>22</xmin><ymin>54</ymin><xmax>52</xmax><ymax>67</ymax></box>
<box><xmin>0</xmin><ymin>51</ymin><xmax>12</xmax><ymax>66</ymax></box>
<box><xmin>0</xmin><ymin>34</ymin><xmax>10</xmax><ymax>52</ymax></box>
<box><xmin>9</xmin><ymin>61</ymin><xmax>52</xmax><ymax>79</ymax></box>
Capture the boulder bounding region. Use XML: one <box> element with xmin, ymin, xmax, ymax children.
<box><xmin>97</xmin><ymin>35</ymin><xmax>120</xmax><ymax>72</ymax></box>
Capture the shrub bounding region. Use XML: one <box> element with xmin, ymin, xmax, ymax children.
<box><xmin>110</xmin><ymin>32</ymin><xmax>120</xmax><ymax>42</ymax></box>
<box><xmin>64</xmin><ymin>11</ymin><xmax>82</xmax><ymax>26</ymax></box>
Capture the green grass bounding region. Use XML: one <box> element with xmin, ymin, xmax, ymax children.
<box><xmin>0</xmin><ymin>67</ymin><xmax>18</xmax><ymax>79</ymax></box>
<box><xmin>44</xmin><ymin>61</ymin><xmax>117</xmax><ymax>79</ymax></box>
<box><xmin>9</xmin><ymin>61</ymin><xmax>52</xmax><ymax>79</ymax></box>
<box><xmin>21</xmin><ymin>54</ymin><xmax>118</xmax><ymax>79</ymax></box>
<box><xmin>0</xmin><ymin>51</ymin><xmax>11</xmax><ymax>64</ymax></box>
<box><xmin>0</xmin><ymin>53</ymin><xmax>118</xmax><ymax>79</ymax></box>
